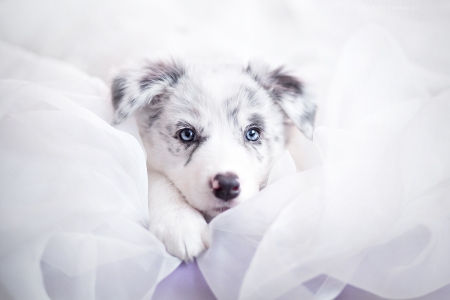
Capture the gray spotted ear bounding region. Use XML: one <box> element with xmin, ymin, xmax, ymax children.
<box><xmin>245</xmin><ymin>61</ymin><xmax>316</xmax><ymax>139</ymax></box>
<box><xmin>111</xmin><ymin>59</ymin><xmax>185</xmax><ymax>125</ymax></box>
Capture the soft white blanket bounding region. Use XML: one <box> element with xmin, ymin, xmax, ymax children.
<box><xmin>1</xmin><ymin>1</ymin><xmax>450</xmax><ymax>299</ymax></box>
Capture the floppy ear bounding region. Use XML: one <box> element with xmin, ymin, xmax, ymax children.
<box><xmin>245</xmin><ymin>62</ymin><xmax>316</xmax><ymax>139</ymax></box>
<box><xmin>111</xmin><ymin>59</ymin><xmax>185</xmax><ymax>125</ymax></box>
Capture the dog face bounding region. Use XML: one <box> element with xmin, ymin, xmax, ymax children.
<box><xmin>112</xmin><ymin>60</ymin><xmax>315</xmax><ymax>220</ymax></box>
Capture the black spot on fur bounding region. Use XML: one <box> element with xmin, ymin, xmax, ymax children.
<box><xmin>183</xmin><ymin>143</ymin><xmax>191</xmax><ymax>151</ymax></box>
<box><xmin>245</xmin><ymin>87</ymin><xmax>256</xmax><ymax>99</ymax></box>
<box><xmin>249</xmin><ymin>143</ymin><xmax>263</xmax><ymax>162</ymax></box>
<box><xmin>140</xmin><ymin>61</ymin><xmax>185</xmax><ymax>90</ymax></box>
<box><xmin>245</xmin><ymin>65</ymin><xmax>303</xmax><ymax>101</ymax></box>
<box><xmin>228</xmin><ymin>107</ymin><xmax>239</xmax><ymax>128</ymax></box>
<box><xmin>112</xmin><ymin>77</ymin><xmax>127</xmax><ymax>109</ymax></box>
<box><xmin>184</xmin><ymin>136</ymin><xmax>209</xmax><ymax>166</ymax></box>
<box><xmin>301</xmin><ymin>106</ymin><xmax>316</xmax><ymax>127</ymax></box>
<box><xmin>243</xmin><ymin>87</ymin><xmax>261</xmax><ymax>107</ymax></box>
<box><xmin>270</xmin><ymin>68</ymin><xmax>303</xmax><ymax>98</ymax></box>
<box><xmin>117</xmin><ymin>110</ymin><xmax>127</xmax><ymax>120</ymax></box>
<box><xmin>175</xmin><ymin>120</ymin><xmax>191</xmax><ymax>129</ymax></box>
<box><xmin>259</xmin><ymin>178</ymin><xmax>268</xmax><ymax>190</ymax></box>
<box><xmin>248</xmin><ymin>113</ymin><xmax>265</xmax><ymax>131</ymax></box>
<box><xmin>245</xmin><ymin>65</ymin><xmax>257</xmax><ymax>81</ymax></box>
<box><xmin>148</xmin><ymin>108</ymin><xmax>164</xmax><ymax>127</ymax></box>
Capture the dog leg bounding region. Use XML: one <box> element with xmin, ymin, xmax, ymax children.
<box><xmin>147</xmin><ymin>170</ymin><xmax>211</xmax><ymax>261</ymax></box>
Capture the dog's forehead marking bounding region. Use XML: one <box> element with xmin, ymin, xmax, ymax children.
<box><xmin>248</xmin><ymin>113</ymin><xmax>265</xmax><ymax>129</ymax></box>
<box><xmin>168</xmin><ymin>68</ymin><xmax>264</xmax><ymax>131</ymax></box>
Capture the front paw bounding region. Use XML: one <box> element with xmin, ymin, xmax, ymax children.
<box><xmin>149</xmin><ymin>207</ymin><xmax>211</xmax><ymax>261</ymax></box>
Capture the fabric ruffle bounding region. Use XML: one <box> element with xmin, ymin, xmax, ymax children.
<box><xmin>199</xmin><ymin>27</ymin><xmax>450</xmax><ymax>299</ymax></box>
<box><xmin>0</xmin><ymin>42</ymin><xmax>180</xmax><ymax>299</ymax></box>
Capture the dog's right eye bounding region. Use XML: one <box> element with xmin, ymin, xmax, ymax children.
<box><xmin>245</xmin><ymin>128</ymin><xmax>260</xmax><ymax>142</ymax></box>
<box><xmin>179</xmin><ymin>128</ymin><xmax>196</xmax><ymax>142</ymax></box>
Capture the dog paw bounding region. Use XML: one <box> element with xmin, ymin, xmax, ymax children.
<box><xmin>149</xmin><ymin>207</ymin><xmax>211</xmax><ymax>261</ymax></box>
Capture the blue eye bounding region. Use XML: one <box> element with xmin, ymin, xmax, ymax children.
<box><xmin>245</xmin><ymin>128</ymin><xmax>260</xmax><ymax>141</ymax></box>
<box><xmin>179</xmin><ymin>128</ymin><xmax>195</xmax><ymax>142</ymax></box>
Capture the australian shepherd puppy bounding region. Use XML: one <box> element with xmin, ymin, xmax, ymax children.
<box><xmin>111</xmin><ymin>60</ymin><xmax>316</xmax><ymax>260</ymax></box>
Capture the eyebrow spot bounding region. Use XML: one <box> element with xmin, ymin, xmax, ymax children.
<box><xmin>248</xmin><ymin>113</ymin><xmax>265</xmax><ymax>130</ymax></box>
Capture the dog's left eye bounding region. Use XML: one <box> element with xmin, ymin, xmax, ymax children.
<box><xmin>245</xmin><ymin>128</ymin><xmax>260</xmax><ymax>141</ymax></box>
<box><xmin>179</xmin><ymin>128</ymin><xmax>196</xmax><ymax>142</ymax></box>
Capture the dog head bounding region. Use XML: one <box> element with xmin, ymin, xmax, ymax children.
<box><xmin>111</xmin><ymin>60</ymin><xmax>315</xmax><ymax>219</ymax></box>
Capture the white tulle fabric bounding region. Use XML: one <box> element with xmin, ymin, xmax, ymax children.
<box><xmin>0</xmin><ymin>43</ymin><xmax>180</xmax><ymax>299</ymax></box>
<box><xmin>1</xmin><ymin>26</ymin><xmax>450</xmax><ymax>300</ymax></box>
<box><xmin>198</xmin><ymin>28</ymin><xmax>450</xmax><ymax>300</ymax></box>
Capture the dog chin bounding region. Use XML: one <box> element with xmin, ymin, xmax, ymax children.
<box><xmin>195</xmin><ymin>201</ymin><xmax>231</xmax><ymax>223</ymax></box>
<box><xmin>203</xmin><ymin>208</ymin><xmax>227</xmax><ymax>223</ymax></box>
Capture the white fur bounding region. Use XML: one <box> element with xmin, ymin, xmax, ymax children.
<box><xmin>147</xmin><ymin>171</ymin><xmax>210</xmax><ymax>261</ymax></box>
<box><xmin>112</xmin><ymin>60</ymin><xmax>315</xmax><ymax>260</ymax></box>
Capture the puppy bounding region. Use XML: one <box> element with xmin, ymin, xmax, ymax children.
<box><xmin>111</xmin><ymin>60</ymin><xmax>316</xmax><ymax>261</ymax></box>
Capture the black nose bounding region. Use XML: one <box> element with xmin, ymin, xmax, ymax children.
<box><xmin>212</xmin><ymin>173</ymin><xmax>240</xmax><ymax>201</ymax></box>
